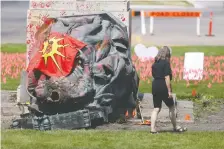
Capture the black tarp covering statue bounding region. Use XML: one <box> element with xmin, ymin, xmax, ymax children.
<box><xmin>13</xmin><ymin>13</ymin><xmax>139</xmax><ymax>129</ymax></box>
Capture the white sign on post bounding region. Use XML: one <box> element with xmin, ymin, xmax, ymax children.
<box><xmin>183</xmin><ymin>52</ymin><xmax>204</xmax><ymax>80</ymax></box>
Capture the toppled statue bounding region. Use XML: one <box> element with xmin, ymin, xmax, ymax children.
<box><xmin>12</xmin><ymin>13</ymin><xmax>139</xmax><ymax>130</ymax></box>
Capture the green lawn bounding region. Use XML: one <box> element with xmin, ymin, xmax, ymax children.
<box><xmin>2</xmin><ymin>130</ymin><xmax>224</xmax><ymax>149</ymax></box>
<box><xmin>131</xmin><ymin>46</ymin><xmax>224</xmax><ymax>56</ymax></box>
<box><xmin>170</xmin><ymin>46</ymin><xmax>224</xmax><ymax>56</ymax></box>
<box><xmin>1</xmin><ymin>44</ymin><xmax>224</xmax><ymax>56</ymax></box>
<box><xmin>1</xmin><ymin>44</ymin><xmax>224</xmax><ymax>98</ymax></box>
<box><xmin>1</xmin><ymin>78</ymin><xmax>21</xmax><ymax>91</ymax></box>
<box><xmin>140</xmin><ymin>80</ymin><xmax>224</xmax><ymax>99</ymax></box>
<box><xmin>1</xmin><ymin>44</ymin><xmax>26</xmax><ymax>53</ymax></box>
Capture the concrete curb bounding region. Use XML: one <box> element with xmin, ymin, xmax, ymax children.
<box><xmin>131</xmin><ymin>4</ymin><xmax>194</xmax><ymax>10</ymax></box>
<box><xmin>186</xmin><ymin>0</ymin><xmax>205</xmax><ymax>8</ymax></box>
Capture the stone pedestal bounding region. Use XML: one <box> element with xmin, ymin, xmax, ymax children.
<box><xmin>29</xmin><ymin>0</ymin><xmax>130</xmax><ymax>11</ymax></box>
<box><xmin>26</xmin><ymin>0</ymin><xmax>131</xmax><ymax>64</ymax></box>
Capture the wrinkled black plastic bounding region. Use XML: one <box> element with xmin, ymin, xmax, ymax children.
<box><xmin>12</xmin><ymin>13</ymin><xmax>139</xmax><ymax>130</ymax></box>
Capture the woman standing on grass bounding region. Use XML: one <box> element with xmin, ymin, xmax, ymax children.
<box><xmin>150</xmin><ymin>46</ymin><xmax>186</xmax><ymax>134</ymax></box>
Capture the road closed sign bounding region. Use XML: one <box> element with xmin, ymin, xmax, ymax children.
<box><xmin>183</xmin><ymin>52</ymin><xmax>204</xmax><ymax>80</ymax></box>
<box><xmin>149</xmin><ymin>11</ymin><xmax>201</xmax><ymax>17</ymax></box>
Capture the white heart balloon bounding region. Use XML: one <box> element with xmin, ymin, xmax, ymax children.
<box><xmin>134</xmin><ymin>44</ymin><xmax>146</xmax><ymax>58</ymax></box>
<box><xmin>134</xmin><ymin>44</ymin><xmax>159</xmax><ymax>61</ymax></box>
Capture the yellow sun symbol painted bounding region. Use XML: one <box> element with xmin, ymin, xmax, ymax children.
<box><xmin>40</xmin><ymin>37</ymin><xmax>69</xmax><ymax>70</ymax></box>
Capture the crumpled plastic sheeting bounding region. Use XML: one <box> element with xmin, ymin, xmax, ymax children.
<box><xmin>28</xmin><ymin>13</ymin><xmax>139</xmax><ymax>116</ymax></box>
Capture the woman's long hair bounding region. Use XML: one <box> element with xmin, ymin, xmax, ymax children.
<box><xmin>155</xmin><ymin>46</ymin><xmax>171</xmax><ymax>62</ymax></box>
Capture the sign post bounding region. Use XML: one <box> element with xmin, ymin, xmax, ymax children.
<box><xmin>149</xmin><ymin>16</ymin><xmax>154</xmax><ymax>35</ymax></box>
<box><xmin>140</xmin><ymin>10</ymin><xmax>146</xmax><ymax>35</ymax></box>
<box><xmin>196</xmin><ymin>16</ymin><xmax>201</xmax><ymax>36</ymax></box>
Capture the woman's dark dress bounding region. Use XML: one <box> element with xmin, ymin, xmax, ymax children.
<box><xmin>152</xmin><ymin>59</ymin><xmax>174</xmax><ymax>108</ymax></box>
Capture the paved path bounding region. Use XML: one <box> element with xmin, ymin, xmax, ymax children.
<box><xmin>1</xmin><ymin>1</ymin><xmax>29</xmax><ymax>44</ymax></box>
<box><xmin>1</xmin><ymin>1</ymin><xmax>224</xmax><ymax>45</ymax></box>
<box><xmin>139</xmin><ymin>93</ymin><xmax>194</xmax><ymax>123</ymax></box>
